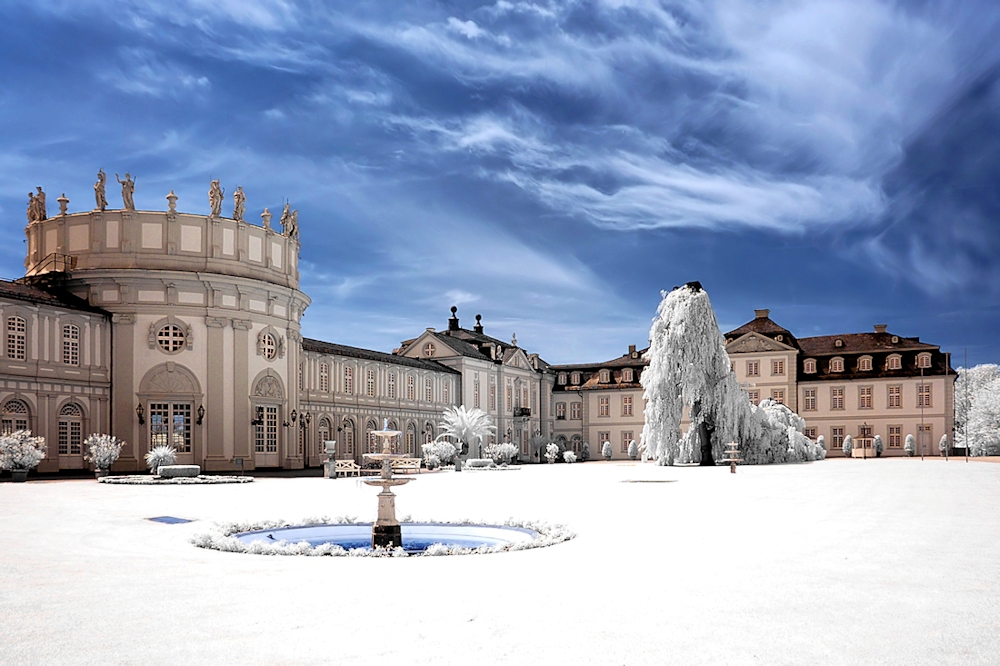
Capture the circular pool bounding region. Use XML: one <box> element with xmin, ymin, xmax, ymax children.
<box><xmin>235</xmin><ymin>522</ymin><xmax>538</xmax><ymax>554</ymax></box>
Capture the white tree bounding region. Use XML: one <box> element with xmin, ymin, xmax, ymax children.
<box><xmin>601</xmin><ymin>441</ymin><xmax>612</xmax><ymax>461</ymax></box>
<box><xmin>873</xmin><ymin>434</ymin><xmax>883</xmax><ymax>457</ymax></box>
<box><xmin>627</xmin><ymin>439</ymin><xmax>638</xmax><ymax>460</ymax></box>
<box><xmin>954</xmin><ymin>365</ymin><xmax>1000</xmax><ymax>450</ymax></box>
<box><xmin>967</xmin><ymin>378</ymin><xmax>1000</xmax><ymax>456</ymax></box>
<box><xmin>438</xmin><ymin>405</ymin><xmax>496</xmax><ymax>467</ymax></box>
<box><xmin>842</xmin><ymin>434</ymin><xmax>853</xmax><ymax>457</ymax></box>
<box><xmin>640</xmin><ymin>282</ymin><xmax>825</xmax><ymax>466</ymax></box>
<box><xmin>904</xmin><ymin>434</ymin><xmax>916</xmax><ymax>457</ymax></box>
<box><xmin>545</xmin><ymin>443</ymin><xmax>559</xmax><ymax>463</ymax></box>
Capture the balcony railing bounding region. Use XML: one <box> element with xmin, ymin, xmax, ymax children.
<box><xmin>514</xmin><ymin>407</ymin><xmax>531</xmax><ymax>418</ymax></box>
<box><xmin>27</xmin><ymin>253</ymin><xmax>77</xmax><ymax>277</ymax></box>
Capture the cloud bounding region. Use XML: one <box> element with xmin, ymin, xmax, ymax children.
<box><xmin>99</xmin><ymin>48</ymin><xmax>210</xmax><ymax>98</ymax></box>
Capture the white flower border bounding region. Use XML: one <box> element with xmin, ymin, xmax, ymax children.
<box><xmin>99</xmin><ymin>475</ymin><xmax>253</xmax><ymax>485</ymax></box>
<box><xmin>191</xmin><ymin>516</ymin><xmax>574</xmax><ymax>558</ymax></box>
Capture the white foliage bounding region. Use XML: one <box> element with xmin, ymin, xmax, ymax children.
<box><xmin>640</xmin><ymin>284</ymin><xmax>825</xmax><ymax>466</ymax></box>
<box><xmin>842</xmin><ymin>434</ymin><xmax>853</xmax><ymax>456</ymax></box>
<box><xmin>545</xmin><ymin>443</ymin><xmax>559</xmax><ymax>463</ymax></box>
<box><xmin>484</xmin><ymin>442</ymin><xmax>518</xmax><ymax>464</ymax></box>
<box><xmin>601</xmin><ymin>441</ymin><xmax>612</xmax><ymax>460</ymax></box>
<box><xmin>817</xmin><ymin>435</ymin><xmax>826</xmax><ymax>451</ymax></box>
<box><xmin>144</xmin><ymin>445</ymin><xmax>176</xmax><ymax>474</ymax></box>
<box><xmin>627</xmin><ymin>440</ymin><xmax>638</xmax><ymax>460</ymax></box>
<box><xmin>873</xmin><ymin>434</ymin><xmax>883</xmax><ymax>456</ymax></box>
<box><xmin>84</xmin><ymin>434</ymin><xmax>123</xmax><ymax>470</ymax></box>
<box><xmin>904</xmin><ymin>434</ymin><xmax>916</xmax><ymax>455</ymax></box>
<box><xmin>954</xmin><ymin>365</ymin><xmax>1000</xmax><ymax>450</ymax></box>
<box><xmin>563</xmin><ymin>451</ymin><xmax>577</xmax><ymax>464</ymax></box>
<box><xmin>422</xmin><ymin>440</ymin><xmax>457</xmax><ymax>464</ymax></box>
<box><xmin>438</xmin><ymin>405</ymin><xmax>496</xmax><ymax>455</ymax></box>
<box><xmin>0</xmin><ymin>430</ymin><xmax>46</xmax><ymax>471</ymax></box>
<box><xmin>424</xmin><ymin>453</ymin><xmax>441</xmax><ymax>469</ymax></box>
<box><xmin>939</xmin><ymin>434</ymin><xmax>948</xmax><ymax>453</ymax></box>
<box><xmin>967</xmin><ymin>378</ymin><xmax>1000</xmax><ymax>456</ymax></box>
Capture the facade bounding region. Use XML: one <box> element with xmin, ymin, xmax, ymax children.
<box><xmin>1</xmin><ymin>185</ymin><xmax>955</xmax><ymax>472</ymax></box>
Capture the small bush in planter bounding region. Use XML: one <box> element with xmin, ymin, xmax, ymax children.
<box><xmin>484</xmin><ymin>442</ymin><xmax>518</xmax><ymax>465</ymax></box>
<box><xmin>842</xmin><ymin>435</ymin><xmax>853</xmax><ymax>457</ymax></box>
<box><xmin>84</xmin><ymin>434</ymin><xmax>123</xmax><ymax>472</ymax></box>
<box><xmin>465</xmin><ymin>458</ymin><xmax>494</xmax><ymax>469</ymax></box>
<box><xmin>579</xmin><ymin>442</ymin><xmax>590</xmax><ymax>462</ymax></box>
<box><xmin>627</xmin><ymin>439</ymin><xmax>638</xmax><ymax>460</ymax></box>
<box><xmin>145</xmin><ymin>445</ymin><xmax>177</xmax><ymax>474</ymax></box>
<box><xmin>873</xmin><ymin>435</ymin><xmax>883</xmax><ymax>457</ymax></box>
<box><xmin>544</xmin><ymin>443</ymin><xmax>559</xmax><ymax>464</ymax></box>
<box><xmin>563</xmin><ymin>451</ymin><xmax>577</xmax><ymax>464</ymax></box>
<box><xmin>0</xmin><ymin>430</ymin><xmax>46</xmax><ymax>479</ymax></box>
<box><xmin>601</xmin><ymin>441</ymin><xmax>612</xmax><ymax>461</ymax></box>
<box><xmin>904</xmin><ymin>434</ymin><xmax>916</xmax><ymax>457</ymax></box>
<box><xmin>424</xmin><ymin>454</ymin><xmax>441</xmax><ymax>470</ymax></box>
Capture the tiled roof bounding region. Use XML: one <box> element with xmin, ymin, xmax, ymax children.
<box><xmin>725</xmin><ymin>316</ymin><xmax>798</xmax><ymax>348</ymax></box>
<box><xmin>432</xmin><ymin>331</ymin><xmax>491</xmax><ymax>360</ymax></box>
<box><xmin>551</xmin><ymin>347</ymin><xmax>648</xmax><ymax>391</ymax></box>
<box><xmin>797</xmin><ymin>332</ymin><xmax>935</xmax><ymax>356</ymax></box>
<box><xmin>1</xmin><ymin>278</ymin><xmax>109</xmax><ymax>315</ymax></box>
<box><xmin>302</xmin><ymin>338</ymin><xmax>460</xmax><ymax>374</ymax></box>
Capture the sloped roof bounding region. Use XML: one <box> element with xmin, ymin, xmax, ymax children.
<box><xmin>1</xmin><ymin>278</ymin><xmax>109</xmax><ymax>316</ymax></box>
<box><xmin>302</xmin><ymin>338</ymin><xmax>460</xmax><ymax>374</ymax></box>
<box><xmin>725</xmin><ymin>315</ymin><xmax>799</xmax><ymax>348</ymax></box>
<box><xmin>797</xmin><ymin>332</ymin><xmax>936</xmax><ymax>356</ymax></box>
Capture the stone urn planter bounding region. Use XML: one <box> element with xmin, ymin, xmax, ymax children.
<box><xmin>11</xmin><ymin>469</ymin><xmax>29</xmax><ymax>482</ymax></box>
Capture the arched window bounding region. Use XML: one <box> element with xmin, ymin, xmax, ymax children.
<box><xmin>366</xmin><ymin>419</ymin><xmax>379</xmax><ymax>453</ymax></box>
<box><xmin>830</xmin><ymin>357</ymin><xmax>844</xmax><ymax>373</ymax></box>
<box><xmin>858</xmin><ymin>356</ymin><xmax>873</xmax><ymax>371</ymax></box>
<box><xmin>887</xmin><ymin>354</ymin><xmax>902</xmax><ymax>370</ymax></box>
<box><xmin>6</xmin><ymin>316</ymin><xmax>26</xmax><ymax>360</ymax></box>
<box><xmin>803</xmin><ymin>358</ymin><xmax>817</xmax><ymax>374</ymax></box>
<box><xmin>62</xmin><ymin>324</ymin><xmax>80</xmax><ymax>366</ymax></box>
<box><xmin>406</xmin><ymin>375</ymin><xmax>415</xmax><ymax>401</ymax></box>
<box><xmin>1</xmin><ymin>399</ymin><xmax>29</xmax><ymax>434</ymax></box>
<box><xmin>317</xmin><ymin>418</ymin><xmax>331</xmax><ymax>457</ymax></box>
<box><xmin>58</xmin><ymin>403</ymin><xmax>83</xmax><ymax>454</ymax></box>
<box><xmin>406</xmin><ymin>423</ymin><xmax>416</xmax><ymax>456</ymax></box>
<box><xmin>600</xmin><ymin>369</ymin><xmax>610</xmax><ymax>383</ymax></box>
<box><xmin>319</xmin><ymin>363</ymin><xmax>329</xmax><ymax>392</ymax></box>
<box><xmin>344</xmin><ymin>367</ymin><xmax>354</xmax><ymax>395</ymax></box>
<box><xmin>342</xmin><ymin>418</ymin><xmax>356</xmax><ymax>454</ymax></box>
<box><xmin>366</xmin><ymin>368</ymin><xmax>376</xmax><ymax>397</ymax></box>
<box><xmin>557</xmin><ymin>372</ymin><xmax>567</xmax><ymax>385</ymax></box>
<box><xmin>622</xmin><ymin>368</ymin><xmax>634</xmax><ymax>383</ymax></box>
<box><xmin>443</xmin><ymin>381</ymin><xmax>450</xmax><ymax>403</ymax></box>
<box><xmin>424</xmin><ymin>377</ymin><xmax>433</xmax><ymax>402</ymax></box>
<box><xmin>917</xmin><ymin>353</ymin><xmax>932</xmax><ymax>369</ymax></box>
<box><xmin>570</xmin><ymin>372</ymin><xmax>580</xmax><ymax>385</ymax></box>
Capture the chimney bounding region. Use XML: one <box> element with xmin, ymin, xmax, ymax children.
<box><xmin>754</xmin><ymin>309</ymin><xmax>770</xmax><ymax>319</ymax></box>
<box><xmin>874</xmin><ymin>324</ymin><xmax>887</xmax><ymax>334</ymax></box>
<box><xmin>628</xmin><ymin>344</ymin><xmax>636</xmax><ymax>355</ymax></box>
<box><xmin>448</xmin><ymin>306</ymin><xmax>459</xmax><ymax>331</ymax></box>
<box><xmin>474</xmin><ymin>314</ymin><xmax>483</xmax><ymax>334</ymax></box>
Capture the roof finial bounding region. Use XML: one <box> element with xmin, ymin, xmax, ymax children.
<box><xmin>474</xmin><ymin>314</ymin><xmax>483</xmax><ymax>334</ymax></box>
<box><xmin>448</xmin><ymin>305</ymin><xmax>459</xmax><ymax>331</ymax></box>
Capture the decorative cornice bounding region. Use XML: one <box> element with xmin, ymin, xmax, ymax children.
<box><xmin>232</xmin><ymin>319</ymin><xmax>253</xmax><ymax>331</ymax></box>
<box><xmin>112</xmin><ymin>313</ymin><xmax>136</xmax><ymax>325</ymax></box>
<box><xmin>205</xmin><ymin>317</ymin><xmax>229</xmax><ymax>329</ymax></box>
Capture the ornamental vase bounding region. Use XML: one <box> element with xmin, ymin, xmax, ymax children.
<box><xmin>11</xmin><ymin>469</ymin><xmax>28</xmax><ymax>482</ymax></box>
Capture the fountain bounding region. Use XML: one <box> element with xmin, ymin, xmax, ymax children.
<box><xmin>361</xmin><ymin>420</ymin><xmax>412</xmax><ymax>549</ymax></box>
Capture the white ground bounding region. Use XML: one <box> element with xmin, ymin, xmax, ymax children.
<box><xmin>2</xmin><ymin>458</ymin><xmax>999</xmax><ymax>665</ymax></box>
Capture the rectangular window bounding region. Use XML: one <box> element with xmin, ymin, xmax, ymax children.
<box><xmin>771</xmin><ymin>389</ymin><xmax>784</xmax><ymax>404</ymax></box>
<box><xmin>59</xmin><ymin>421</ymin><xmax>81</xmax><ymax>454</ymax></box>
<box><xmin>772</xmin><ymin>359</ymin><xmax>784</xmax><ymax>375</ymax></box>
<box><xmin>319</xmin><ymin>364</ymin><xmax>330</xmax><ymax>392</ymax></box>
<box><xmin>888</xmin><ymin>425</ymin><xmax>901</xmax><ymax>448</ymax></box>
<box><xmin>859</xmin><ymin>386</ymin><xmax>873</xmax><ymax>409</ymax></box>
<box><xmin>443</xmin><ymin>382</ymin><xmax>450</xmax><ymax>403</ymax></box>
<box><xmin>254</xmin><ymin>407</ymin><xmax>276</xmax><ymax>455</ymax></box>
<box><xmin>425</xmin><ymin>378</ymin><xmax>433</xmax><ymax>402</ymax></box>
<box><xmin>344</xmin><ymin>368</ymin><xmax>353</xmax><ymax>395</ymax></box>
<box><xmin>7</xmin><ymin>316</ymin><xmax>26</xmax><ymax>361</ymax></box>
<box><xmin>152</xmin><ymin>402</ymin><xmax>192</xmax><ymax>453</ymax></box>
<box><xmin>489</xmin><ymin>384</ymin><xmax>496</xmax><ymax>411</ymax></box>
<box><xmin>831</xmin><ymin>426</ymin><xmax>845</xmax><ymax>449</ymax></box>
<box><xmin>600</xmin><ymin>369</ymin><xmax>610</xmax><ymax>383</ymax></box>
<box><xmin>556</xmin><ymin>402</ymin><xmax>566</xmax><ymax>420</ymax></box>
<box><xmin>622</xmin><ymin>395</ymin><xmax>633</xmax><ymax>417</ymax></box>
<box><xmin>803</xmin><ymin>388</ymin><xmax>816</xmax><ymax>411</ymax></box>
<box><xmin>746</xmin><ymin>361</ymin><xmax>759</xmax><ymax>377</ymax></box>
<box><xmin>748</xmin><ymin>389</ymin><xmax>760</xmax><ymax>406</ymax></box>
<box><xmin>621</xmin><ymin>431</ymin><xmax>633</xmax><ymax>453</ymax></box>
<box><xmin>599</xmin><ymin>396</ymin><xmax>610</xmax><ymax>417</ymax></box>
<box><xmin>506</xmin><ymin>386</ymin><xmax>512</xmax><ymax>412</ymax></box>
<box><xmin>299</xmin><ymin>363</ymin><xmax>303</xmax><ymax>391</ymax></box>
<box><xmin>623</xmin><ymin>368</ymin><xmax>634</xmax><ymax>383</ymax></box>
<box><xmin>918</xmin><ymin>384</ymin><xmax>932</xmax><ymax>408</ymax></box>
<box><xmin>406</xmin><ymin>375</ymin><xmax>415</xmax><ymax>401</ymax></box>
<box><xmin>367</xmin><ymin>369</ymin><xmax>376</xmax><ymax>397</ymax></box>
<box><xmin>570</xmin><ymin>402</ymin><xmax>582</xmax><ymax>420</ymax></box>
<box><xmin>474</xmin><ymin>380</ymin><xmax>480</xmax><ymax>409</ymax></box>
<box><xmin>803</xmin><ymin>427</ymin><xmax>817</xmax><ymax>439</ymax></box>
<box><xmin>63</xmin><ymin>324</ymin><xmax>80</xmax><ymax>366</ymax></box>
<box><xmin>888</xmin><ymin>385</ymin><xmax>901</xmax><ymax>408</ymax></box>
<box><xmin>387</xmin><ymin>373</ymin><xmax>395</xmax><ymax>399</ymax></box>
<box><xmin>831</xmin><ymin>387</ymin><xmax>844</xmax><ymax>410</ymax></box>
<box><xmin>598</xmin><ymin>431</ymin><xmax>610</xmax><ymax>447</ymax></box>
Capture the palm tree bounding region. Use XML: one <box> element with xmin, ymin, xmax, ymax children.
<box><xmin>437</xmin><ymin>406</ymin><xmax>496</xmax><ymax>470</ymax></box>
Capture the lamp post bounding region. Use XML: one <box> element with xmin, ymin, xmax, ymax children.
<box><xmin>920</xmin><ymin>365</ymin><xmax>925</xmax><ymax>461</ymax></box>
<box><xmin>862</xmin><ymin>421</ymin><xmax>868</xmax><ymax>460</ymax></box>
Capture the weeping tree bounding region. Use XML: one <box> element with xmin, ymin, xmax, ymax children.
<box><xmin>640</xmin><ymin>282</ymin><xmax>825</xmax><ymax>466</ymax></box>
<box><xmin>437</xmin><ymin>405</ymin><xmax>496</xmax><ymax>470</ymax></box>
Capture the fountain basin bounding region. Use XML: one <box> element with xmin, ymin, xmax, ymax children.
<box><xmin>235</xmin><ymin>522</ymin><xmax>537</xmax><ymax>554</ymax></box>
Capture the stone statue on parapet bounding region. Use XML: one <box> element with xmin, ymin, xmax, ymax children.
<box><xmin>279</xmin><ymin>202</ymin><xmax>291</xmax><ymax>235</ymax></box>
<box><xmin>27</xmin><ymin>187</ymin><xmax>47</xmax><ymax>223</ymax></box>
<box><xmin>233</xmin><ymin>186</ymin><xmax>246</xmax><ymax>222</ymax></box>
<box><xmin>261</xmin><ymin>207</ymin><xmax>272</xmax><ymax>230</ymax></box>
<box><xmin>209</xmin><ymin>179</ymin><xmax>224</xmax><ymax>217</ymax></box>
<box><xmin>94</xmin><ymin>169</ymin><xmax>108</xmax><ymax>211</ymax></box>
<box><xmin>116</xmin><ymin>173</ymin><xmax>136</xmax><ymax>211</ymax></box>
<box><xmin>287</xmin><ymin>209</ymin><xmax>299</xmax><ymax>240</ymax></box>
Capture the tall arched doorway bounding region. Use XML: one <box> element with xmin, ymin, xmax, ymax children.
<box><xmin>139</xmin><ymin>364</ymin><xmax>202</xmax><ymax>465</ymax></box>
<box><xmin>251</xmin><ymin>371</ymin><xmax>285</xmax><ymax>468</ymax></box>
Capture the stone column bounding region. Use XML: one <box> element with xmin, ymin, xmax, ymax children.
<box><xmin>233</xmin><ymin>319</ymin><xmax>252</xmax><ymax>468</ymax></box>
<box><xmin>203</xmin><ymin>317</ymin><xmax>228</xmax><ymax>471</ymax></box>
<box><xmin>111</xmin><ymin>313</ymin><xmax>139</xmax><ymax>471</ymax></box>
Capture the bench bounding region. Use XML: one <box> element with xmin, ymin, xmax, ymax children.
<box><xmin>157</xmin><ymin>464</ymin><xmax>200</xmax><ymax>478</ymax></box>
<box><xmin>334</xmin><ymin>460</ymin><xmax>361</xmax><ymax>478</ymax></box>
<box><xmin>390</xmin><ymin>458</ymin><xmax>422</xmax><ymax>474</ymax></box>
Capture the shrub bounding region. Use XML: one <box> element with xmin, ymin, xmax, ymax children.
<box><xmin>84</xmin><ymin>434</ymin><xmax>123</xmax><ymax>470</ymax></box>
<box><xmin>816</xmin><ymin>435</ymin><xmax>826</xmax><ymax>451</ymax></box>
<box><xmin>873</xmin><ymin>435</ymin><xmax>883</xmax><ymax>457</ymax></box>
<box><xmin>627</xmin><ymin>440</ymin><xmax>638</xmax><ymax>460</ymax></box>
<box><xmin>422</xmin><ymin>440</ymin><xmax>457</xmax><ymax>465</ymax></box>
<box><xmin>0</xmin><ymin>430</ymin><xmax>46</xmax><ymax>471</ymax></box>
<box><xmin>424</xmin><ymin>454</ymin><xmax>441</xmax><ymax>470</ymax></box>
<box><xmin>579</xmin><ymin>442</ymin><xmax>590</xmax><ymax>462</ymax></box>
<box><xmin>544</xmin><ymin>443</ymin><xmax>559</xmax><ymax>464</ymax></box>
<box><xmin>601</xmin><ymin>441</ymin><xmax>612</xmax><ymax>461</ymax></box>
<box><xmin>939</xmin><ymin>434</ymin><xmax>948</xmax><ymax>454</ymax></box>
<box><xmin>842</xmin><ymin>435</ymin><xmax>853</xmax><ymax>456</ymax></box>
<box><xmin>484</xmin><ymin>442</ymin><xmax>518</xmax><ymax>465</ymax></box>
<box><xmin>563</xmin><ymin>451</ymin><xmax>577</xmax><ymax>464</ymax></box>
<box><xmin>145</xmin><ymin>445</ymin><xmax>177</xmax><ymax>474</ymax></box>
<box><xmin>465</xmin><ymin>458</ymin><xmax>495</xmax><ymax>468</ymax></box>
<box><xmin>904</xmin><ymin>434</ymin><xmax>916</xmax><ymax>456</ymax></box>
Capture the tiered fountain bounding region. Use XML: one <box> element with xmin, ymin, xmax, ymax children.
<box><xmin>362</xmin><ymin>421</ymin><xmax>413</xmax><ymax>549</ymax></box>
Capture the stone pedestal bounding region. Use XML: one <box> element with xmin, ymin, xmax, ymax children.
<box><xmin>372</xmin><ymin>523</ymin><xmax>402</xmax><ymax>549</ymax></box>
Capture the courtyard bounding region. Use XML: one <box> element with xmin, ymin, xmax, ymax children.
<box><xmin>2</xmin><ymin>458</ymin><xmax>998</xmax><ymax>665</ymax></box>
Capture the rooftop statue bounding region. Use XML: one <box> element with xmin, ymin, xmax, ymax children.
<box><xmin>26</xmin><ymin>187</ymin><xmax>47</xmax><ymax>223</ymax></box>
<box><xmin>287</xmin><ymin>209</ymin><xmax>299</xmax><ymax>240</ymax></box>
<box><xmin>26</xmin><ymin>192</ymin><xmax>36</xmax><ymax>223</ymax></box>
<box><xmin>94</xmin><ymin>169</ymin><xmax>107</xmax><ymax>212</ymax></box>
<box><xmin>261</xmin><ymin>207</ymin><xmax>272</xmax><ymax>230</ymax></box>
<box><xmin>233</xmin><ymin>186</ymin><xmax>246</xmax><ymax>222</ymax></box>
<box><xmin>116</xmin><ymin>173</ymin><xmax>135</xmax><ymax>211</ymax></box>
<box><xmin>279</xmin><ymin>202</ymin><xmax>291</xmax><ymax>234</ymax></box>
<box><xmin>209</xmin><ymin>179</ymin><xmax>224</xmax><ymax>217</ymax></box>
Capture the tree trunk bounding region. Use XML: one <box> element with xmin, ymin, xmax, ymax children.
<box><xmin>698</xmin><ymin>421</ymin><xmax>715</xmax><ymax>466</ymax></box>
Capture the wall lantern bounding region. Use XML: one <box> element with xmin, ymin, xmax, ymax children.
<box><xmin>135</xmin><ymin>402</ymin><xmax>145</xmax><ymax>425</ymax></box>
<box><xmin>290</xmin><ymin>409</ymin><xmax>298</xmax><ymax>423</ymax></box>
<box><xmin>196</xmin><ymin>404</ymin><xmax>205</xmax><ymax>425</ymax></box>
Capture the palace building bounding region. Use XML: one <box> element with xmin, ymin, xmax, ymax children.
<box><xmin>1</xmin><ymin>183</ymin><xmax>955</xmax><ymax>473</ymax></box>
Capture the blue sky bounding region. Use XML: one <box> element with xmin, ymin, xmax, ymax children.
<box><xmin>1</xmin><ymin>1</ymin><xmax>998</xmax><ymax>366</ymax></box>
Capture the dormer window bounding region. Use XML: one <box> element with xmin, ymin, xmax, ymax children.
<box><xmin>891</xmin><ymin>336</ymin><xmax>899</xmax><ymax>344</ymax></box>
<box><xmin>623</xmin><ymin>368</ymin><xmax>634</xmax><ymax>383</ymax></box>
<box><xmin>917</xmin><ymin>353</ymin><xmax>932</xmax><ymax>369</ymax></box>
<box><xmin>803</xmin><ymin>359</ymin><xmax>817</xmax><ymax>374</ymax></box>
<box><xmin>775</xmin><ymin>334</ymin><xmax>783</xmax><ymax>342</ymax></box>
<box><xmin>887</xmin><ymin>354</ymin><xmax>902</xmax><ymax>370</ymax></box>
<box><xmin>571</xmin><ymin>372</ymin><xmax>580</xmax><ymax>385</ymax></box>
<box><xmin>858</xmin><ymin>356</ymin><xmax>872</xmax><ymax>371</ymax></box>
<box><xmin>422</xmin><ymin>342</ymin><xmax>436</xmax><ymax>357</ymax></box>
<box><xmin>834</xmin><ymin>339</ymin><xmax>844</xmax><ymax>348</ymax></box>
<box><xmin>599</xmin><ymin>369</ymin><xmax>610</xmax><ymax>383</ymax></box>
<box><xmin>557</xmin><ymin>372</ymin><xmax>567</xmax><ymax>385</ymax></box>
<box><xmin>830</xmin><ymin>357</ymin><xmax>844</xmax><ymax>373</ymax></box>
